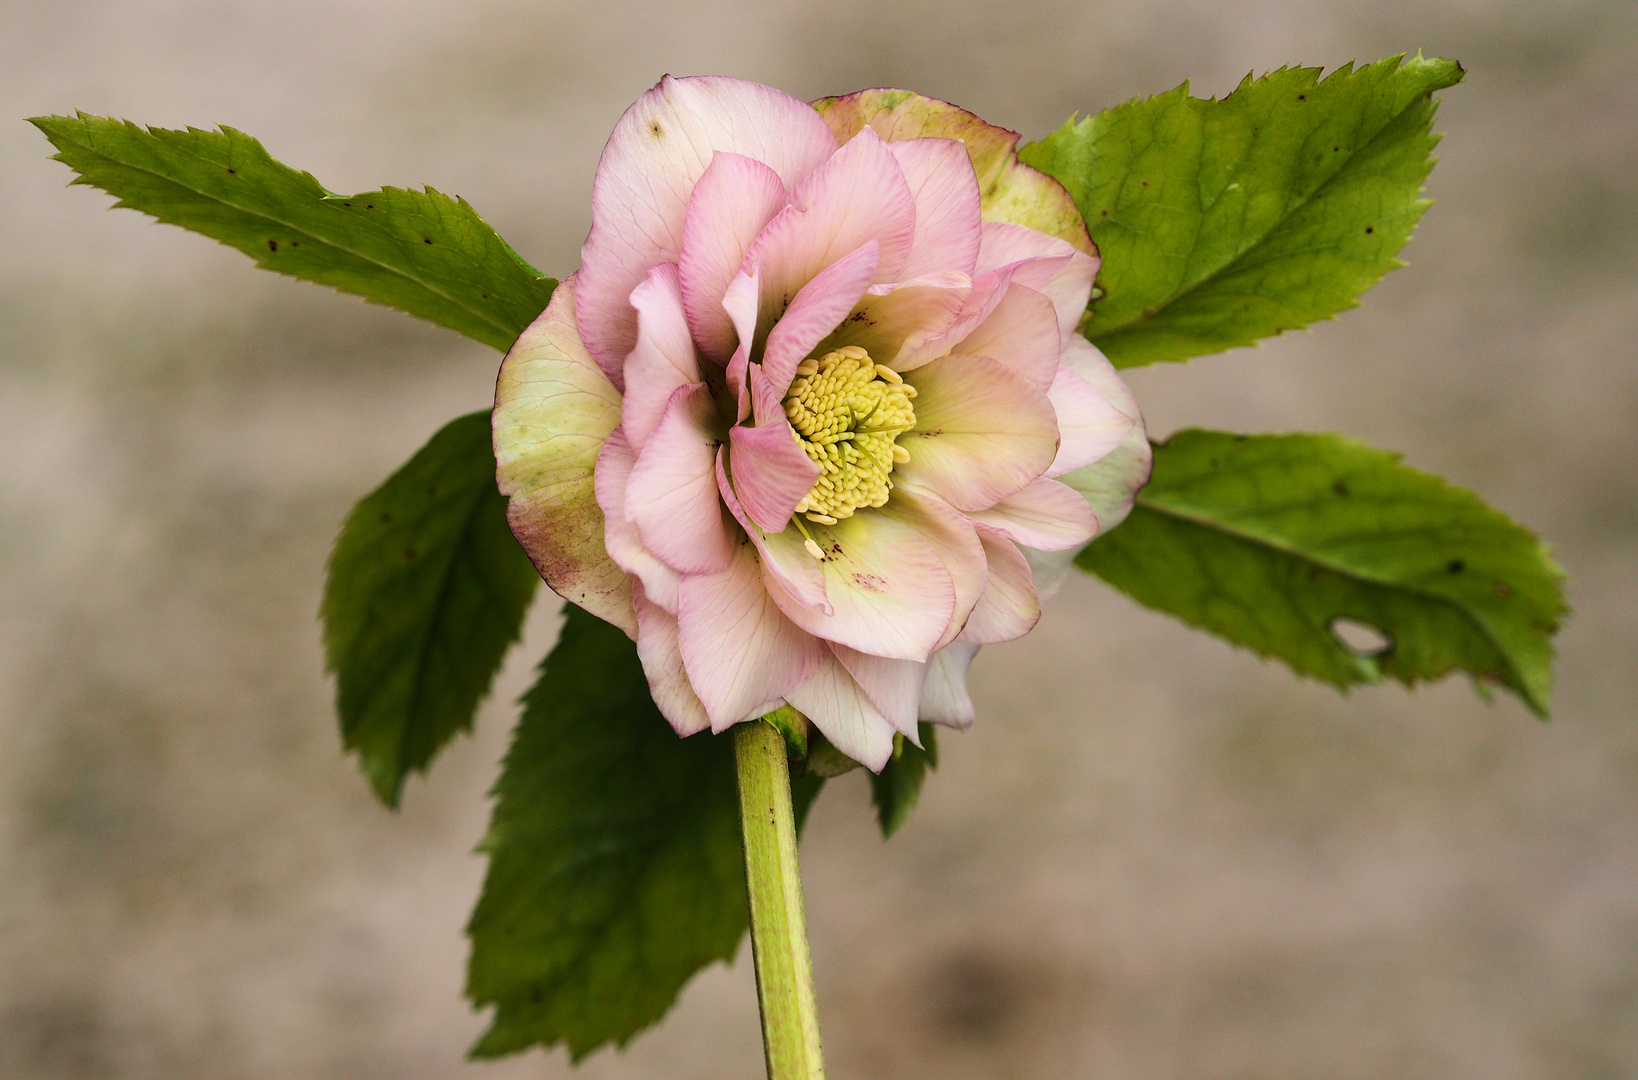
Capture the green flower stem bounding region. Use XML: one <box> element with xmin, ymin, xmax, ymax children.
<box><xmin>735</xmin><ymin>719</ymin><xmax>825</xmax><ymax>1080</ymax></box>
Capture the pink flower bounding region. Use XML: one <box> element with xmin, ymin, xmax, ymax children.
<box><xmin>493</xmin><ymin>77</ymin><xmax>1150</xmax><ymax>770</ymax></box>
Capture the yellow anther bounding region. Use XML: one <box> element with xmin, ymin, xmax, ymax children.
<box><xmin>784</xmin><ymin>346</ymin><xmax>917</xmax><ymax>523</ymax></box>
<box><xmin>803</xmin><ymin>538</ymin><xmax>825</xmax><ymax>559</ymax></box>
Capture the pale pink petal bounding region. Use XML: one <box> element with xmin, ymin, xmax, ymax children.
<box><xmin>918</xmin><ymin>642</ymin><xmax>979</xmax><ymax>729</ymax></box>
<box><xmin>626</xmin><ymin>383</ymin><xmax>734</xmax><ymax>574</ymax></box>
<box><xmin>1051</xmin><ymin>335</ymin><xmax>1153</xmax><ymax>532</ymax></box>
<box><xmin>1026</xmin><ymin>424</ymin><xmax>1151</xmax><ymax>604</ymax></box>
<box><xmin>948</xmin><ymin>281</ymin><xmax>1061</xmax><ymax>390</ymax></box>
<box><xmin>1046</xmin><ymin>364</ymin><xmax>1135</xmax><ymax>478</ymax></box>
<box><xmin>678</xmin><ymin>153</ymin><xmax>788</xmax><ymax>363</ymax></box>
<box><xmin>715</xmin><ymin>448</ymin><xmax>830</xmax><ymax>614</ymax></box>
<box><xmin>493</xmin><ymin>276</ymin><xmax>634</xmax><ymax>635</ymax></box>
<box><xmin>621</xmin><ymin>263</ymin><xmax>703</xmax><ymax>453</ymax></box>
<box><xmin>830</xmin><ymin>643</ymin><xmax>924</xmax><ymax>740</ymax></box>
<box><xmin>959</xmin><ymin>526</ymin><xmax>1041</xmax><ymax>645</ymax></box>
<box><xmin>966</xmin><ymin>476</ymin><xmax>1096</xmax><ymax>551</ymax></box>
<box><xmin>723</xmin><ymin>265</ymin><xmax>759</xmax><ymax>422</ymax></box>
<box><xmin>976</xmin><ymin>222</ymin><xmax>1098</xmax><ymax>342</ymax></box>
<box><xmin>595</xmin><ymin>428</ymin><xmax>680</xmax><ymax>613</ymax></box>
<box><xmin>745</xmin><ymin>128</ymin><xmax>916</xmax><ymax>336</ymax></box>
<box><xmin>897</xmin><ymin>354</ymin><xmax>1059</xmax><ymax>511</ymax></box>
<box><xmin>1058</xmin><ymin>334</ymin><xmax>1142</xmax><ymax>426</ymax></box>
<box><xmin>784</xmin><ymin>650</ymin><xmax>897</xmax><ymax>771</ymax></box>
<box><xmin>728</xmin><ymin>401</ymin><xmax>820</xmax><ymax>533</ymax></box>
<box><xmin>1019</xmin><ymin>345</ymin><xmax>1151</xmax><ymax>603</ymax></box>
<box><xmin>633</xmin><ymin>583</ymin><xmax>711</xmax><ymax>736</ymax></box>
<box><xmin>577</xmin><ymin>76</ymin><xmax>838</xmax><ymax>383</ymax></box>
<box><xmin>677</xmin><ymin>540</ymin><xmax>825</xmax><ymax>731</ymax></box>
<box><xmin>888</xmin><ymin>138</ymin><xmax>983</xmax><ymax>279</ymax></box>
<box><xmin>879</xmin><ymin>483</ymin><xmax>988</xmax><ymax>651</ymax></box>
<box><xmin>825</xmin><ymin>274</ymin><xmax>971</xmax><ymax>369</ymax></box>
<box><xmin>768</xmin><ymin>511</ymin><xmax>954</xmax><ymax>661</ymax></box>
<box><xmin>890</xmin><ymin>261</ymin><xmax>1028</xmax><ymax>371</ymax></box>
<box><xmin>760</xmin><ymin>240</ymin><xmax>879</xmax><ymax>394</ymax></box>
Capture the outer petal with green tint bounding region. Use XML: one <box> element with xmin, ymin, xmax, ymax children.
<box><xmin>812</xmin><ymin>88</ymin><xmax>1096</xmax><ymax>256</ymax></box>
<box><xmin>493</xmin><ymin>276</ymin><xmax>634</xmax><ymax>635</ymax></box>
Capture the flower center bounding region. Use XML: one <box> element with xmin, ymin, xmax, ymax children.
<box><xmin>783</xmin><ymin>345</ymin><xmax>917</xmax><ymax>526</ymax></box>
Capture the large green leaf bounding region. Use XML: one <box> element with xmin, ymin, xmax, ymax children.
<box><xmin>323</xmin><ymin>412</ymin><xmax>538</xmax><ymax>806</ymax></box>
<box><xmin>1020</xmin><ymin>54</ymin><xmax>1463</xmax><ymax>368</ymax></box>
<box><xmin>1077</xmin><ymin>430</ymin><xmax>1566</xmax><ymax>714</ymax></box>
<box><xmin>31</xmin><ymin>113</ymin><xmax>554</xmax><ymax>351</ymax></box>
<box><xmin>467</xmin><ymin>606</ymin><xmax>824</xmax><ymax>1060</ymax></box>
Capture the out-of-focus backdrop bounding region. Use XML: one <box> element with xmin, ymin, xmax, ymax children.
<box><xmin>2</xmin><ymin>1</ymin><xmax>1634</xmax><ymax>1077</ymax></box>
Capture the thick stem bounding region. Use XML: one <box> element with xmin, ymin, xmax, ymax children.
<box><xmin>735</xmin><ymin>720</ymin><xmax>825</xmax><ymax>1080</ymax></box>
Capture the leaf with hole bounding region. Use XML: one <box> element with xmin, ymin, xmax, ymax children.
<box><xmin>1019</xmin><ymin>53</ymin><xmax>1463</xmax><ymax>367</ymax></box>
<box><xmin>30</xmin><ymin>112</ymin><xmax>555</xmax><ymax>351</ymax></box>
<box><xmin>323</xmin><ymin>411</ymin><xmax>539</xmax><ymax>806</ymax></box>
<box><xmin>1076</xmin><ymin>430</ymin><xmax>1567</xmax><ymax>714</ymax></box>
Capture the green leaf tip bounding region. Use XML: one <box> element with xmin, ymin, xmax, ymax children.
<box><xmin>1077</xmin><ymin>430</ymin><xmax>1567</xmax><ymax>716</ymax></box>
<box><xmin>29</xmin><ymin>112</ymin><xmax>555</xmax><ymax>351</ymax></box>
<box><xmin>1020</xmin><ymin>53</ymin><xmax>1464</xmax><ymax>368</ymax></box>
<box><xmin>467</xmin><ymin>605</ymin><xmax>825</xmax><ymax>1060</ymax></box>
<box><xmin>871</xmin><ymin>724</ymin><xmax>939</xmax><ymax>838</ymax></box>
<box><xmin>323</xmin><ymin>411</ymin><xmax>539</xmax><ymax>807</ymax></box>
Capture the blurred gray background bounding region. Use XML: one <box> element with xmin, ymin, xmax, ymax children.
<box><xmin>2</xmin><ymin>0</ymin><xmax>1635</xmax><ymax>1077</ymax></box>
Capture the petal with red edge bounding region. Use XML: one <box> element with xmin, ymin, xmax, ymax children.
<box><xmin>493</xmin><ymin>276</ymin><xmax>634</xmax><ymax>635</ymax></box>
<box><xmin>578</xmin><ymin>76</ymin><xmax>837</xmax><ymax>383</ymax></box>
<box><xmin>785</xmin><ymin>650</ymin><xmax>897</xmax><ymax>771</ymax></box>
<box><xmin>897</xmin><ymin>354</ymin><xmax>1059</xmax><ymax>511</ymax></box>
<box><xmin>626</xmin><ymin>382</ymin><xmax>734</xmax><ymax>574</ymax></box>
<box><xmin>677</xmin><ymin>540</ymin><xmax>825</xmax><ymax>731</ymax></box>
<box><xmin>811</xmin><ymin>88</ymin><xmax>1094</xmax><ymax>254</ymax></box>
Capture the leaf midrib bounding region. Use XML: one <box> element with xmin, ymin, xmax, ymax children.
<box><xmin>60</xmin><ymin>122</ymin><xmax>517</xmax><ymax>344</ymax></box>
<box><xmin>1134</xmin><ymin>490</ymin><xmax>1524</xmax><ymax>691</ymax></box>
<box><xmin>1083</xmin><ymin>84</ymin><xmax>1432</xmax><ymax>342</ymax></box>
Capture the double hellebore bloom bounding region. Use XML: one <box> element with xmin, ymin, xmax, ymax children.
<box><xmin>493</xmin><ymin>77</ymin><xmax>1151</xmax><ymax>770</ymax></box>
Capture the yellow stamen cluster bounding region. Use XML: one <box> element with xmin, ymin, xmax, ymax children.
<box><xmin>784</xmin><ymin>345</ymin><xmax>917</xmax><ymax>526</ymax></box>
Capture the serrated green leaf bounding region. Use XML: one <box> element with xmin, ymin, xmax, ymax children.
<box><xmin>467</xmin><ymin>605</ymin><xmax>824</xmax><ymax>1061</ymax></box>
<box><xmin>323</xmin><ymin>412</ymin><xmax>538</xmax><ymax>806</ymax></box>
<box><xmin>1076</xmin><ymin>430</ymin><xmax>1567</xmax><ymax>714</ymax></box>
<box><xmin>870</xmin><ymin>724</ymin><xmax>938</xmax><ymax>838</ymax></box>
<box><xmin>1019</xmin><ymin>54</ymin><xmax>1463</xmax><ymax>367</ymax></box>
<box><xmin>30</xmin><ymin>113</ymin><xmax>555</xmax><ymax>351</ymax></box>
